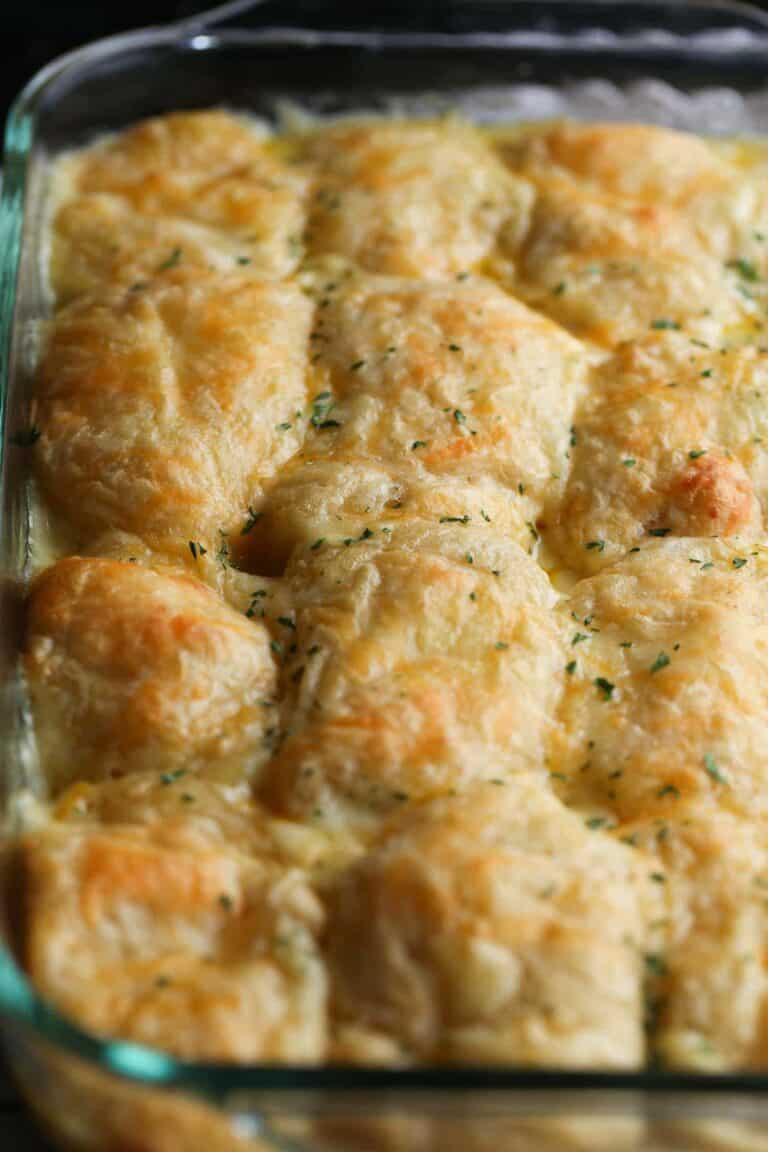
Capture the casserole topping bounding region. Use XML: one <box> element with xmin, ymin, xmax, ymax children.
<box><xmin>16</xmin><ymin>110</ymin><xmax>768</xmax><ymax>1071</ymax></box>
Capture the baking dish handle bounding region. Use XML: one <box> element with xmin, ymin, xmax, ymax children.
<box><xmin>174</xmin><ymin>0</ymin><xmax>768</xmax><ymax>35</ymax></box>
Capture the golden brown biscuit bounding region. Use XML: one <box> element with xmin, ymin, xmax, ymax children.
<box><xmin>20</xmin><ymin>821</ymin><xmax>327</xmax><ymax>1060</ymax></box>
<box><xmin>552</xmin><ymin>538</ymin><xmax>768</xmax><ymax>826</ymax></box>
<box><xmin>548</xmin><ymin>333</ymin><xmax>767</xmax><ymax>574</ymax></box>
<box><xmin>304</xmin><ymin>120</ymin><xmax>533</xmax><ymax>277</ymax></box>
<box><xmin>502</xmin><ymin>122</ymin><xmax>730</xmax><ymax>207</ymax></box>
<box><xmin>50</xmin><ymin>769</ymin><xmax>360</xmax><ymax>878</ymax></box>
<box><xmin>63</xmin><ymin>110</ymin><xmax>308</xmax><ymax>278</ymax></box>
<box><xmin>25</xmin><ymin>557</ymin><xmax>278</xmax><ymax>790</ymax></box>
<box><xmin>262</xmin><ymin>521</ymin><xmax>562</xmax><ymax>830</ymax></box>
<box><xmin>506</xmin><ymin>177</ymin><xmax>740</xmax><ymax>346</ymax></box>
<box><xmin>235</xmin><ymin>456</ymin><xmax>544</xmax><ymax>577</ymax></box>
<box><xmin>614</xmin><ymin>805</ymin><xmax>768</xmax><ymax>1073</ymax></box>
<box><xmin>51</xmin><ymin>195</ymin><xmax>283</xmax><ymax>303</ymax></box>
<box><xmin>35</xmin><ymin>273</ymin><xmax>311</xmax><ymax>554</ymax></box>
<box><xmin>300</xmin><ymin>271</ymin><xmax>589</xmax><ymax>528</ymax></box>
<box><xmin>327</xmin><ymin>781</ymin><xmax>656</xmax><ymax>1066</ymax></box>
<box><xmin>502</xmin><ymin>120</ymin><xmax>768</xmax><ymax>284</ymax></box>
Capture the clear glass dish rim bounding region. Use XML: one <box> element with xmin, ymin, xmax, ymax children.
<box><xmin>3</xmin><ymin>8</ymin><xmax>768</xmax><ymax>1101</ymax></box>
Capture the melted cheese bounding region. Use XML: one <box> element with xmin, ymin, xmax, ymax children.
<box><xmin>263</xmin><ymin>523</ymin><xmax>562</xmax><ymax>829</ymax></box>
<box><xmin>14</xmin><ymin>110</ymin><xmax>768</xmax><ymax>1092</ymax></box>
<box><xmin>25</xmin><ymin>556</ymin><xmax>279</xmax><ymax>792</ymax></box>
<box><xmin>20</xmin><ymin>821</ymin><xmax>327</xmax><ymax>1060</ymax></box>
<box><xmin>328</xmin><ymin>781</ymin><xmax>657</xmax><ymax>1066</ymax></box>
<box><xmin>35</xmin><ymin>274</ymin><xmax>311</xmax><ymax>556</ymax></box>
<box><xmin>551</xmin><ymin>333</ymin><xmax>768</xmax><ymax>574</ymax></box>
<box><xmin>302</xmin><ymin>119</ymin><xmax>532</xmax><ymax>277</ymax></box>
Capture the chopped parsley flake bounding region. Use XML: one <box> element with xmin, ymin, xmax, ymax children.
<box><xmin>645</xmin><ymin>953</ymin><xmax>667</xmax><ymax>977</ymax></box>
<box><xmin>727</xmin><ymin>258</ymin><xmax>760</xmax><ymax>282</ymax></box>
<box><xmin>704</xmin><ymin>752</ymin><xmax>728</xmax><ymax>785</ymax></box>
<box><xmin>188</xmin><ymin>541</ymin><xmax>207</xmax><ymax>560</ymax></box>
<box><xmin>160</xmin><ymin>769</ymin><xmax>187</xmax><ymax>786</ymax></box>
<box><xmin>732</xmin><ymin>557</ymin><xmax>748</xmax><ymax>569</ymax></box>
<box><xmin>466</xmin><ymin>552</ymin><xmax>474</xmax><ymax>565</ymax></box>
<box><xmin>650</xmin><ymin>651</ymin><xmax>671</xmax><ymax>674</ymax></box>
<box><xmin>552</xmin><ymin>281</ymin><xmax>566</xmax><ymax>296</ymax></box>
<box><xmin>594</xmin><ymin>677</ymin><xmax>615</xmax><ymax>700</ymax></box>
<box><xmin>586</xmin><ymin>539</ymin><xmax>605</xmax><ymax>552</ymax></box>
<box><xmin>310</xmin><ymin>538</ymin><xmax>325</xmax><ymax>551</ymax></box>
<box><xmin>453</xmin><ymin>409</ymin><xmax>467</xmax><ymax>424</ymax></box>
<box><xmin>439</xmin><ymin>514</ymin><xmax>470</xmax><ymax>524</ymax></box>
<box><xmin>411</xmin><ymin>440</ymin><xmax>427</xmax><ymax>450</ymax></box>
<box><xmin>622</xmin><ymin>458</ymin><xmax>636</xmax><ymax>468</ymax></box>
<box><xmin>650</xmin><ymin>318</ymin><xmax>680</xmax><ymax>330</ymax></box>
<box><xmin>276</xmin><ymin>421</ymin><xmax>292</xmax><ymax>431</ymax></box>
<box><xmin>349</xmin><ymin>360</ymin><xmax>366</xmax><ymax>372</ymax></box>
<box><xmin>495</xmin><ymin>641</ymin><xmax>509</xmax><ymax>651</ymax></box>
<box><xmin>270</xmin><ymin>640</ymin><xmax>284</xmax><ymax>658</ymax></box>
<box><xmin>240</xmin><ymin>506</ymin><xmax>261</xmax><ymax>535</ymax></box>
<box><xmin>158</xmin><ymin>247</ymin><xmax>182</xmax><ymax>271</ymax></box>
<box><xmin>448</xmin><ymin>344</ymin><xmax>462</xmax><ymax>352</ymax></box>
<box><xmin>586</xmin><ymin>816</ymin><xmax>609</xmax><ymax>830</ymax></box>
<box><xmin>309</xmin><ymin>392</ymin><xmax>335</xmax><ymax>427</ymax></box>
<box><xmin>481</xmin><ymin>508</ymin><xmax>491</xmax><ymax>522</ymax></box>
<box><xmin>649</xmin><ymin>528</ymin><xmax>671</xmax><ymax>537</ymax></box>
<box><xmin>657</xmin><ymin>784</ymin><xmax>680</xmax><ymax>799</ymax></box>
<box><xmin>688</xmin><ymin>449</ymin><xmax>707</xmax><ymax>459</ymax></box>
<box><xmin>215</xmin><ymin>532</ymin><xmax>230</xmax><ymax>564</ymax></box>
<box><xmin>565</xmin><ymin>660</ymin><xmax>577</xmax><ymax>674</ymax></box>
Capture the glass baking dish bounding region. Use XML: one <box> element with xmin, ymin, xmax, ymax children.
<box><xmin>4</xmin><ymin>1</ymin><xmax>768</xmax><ymax>1148</ymax></box>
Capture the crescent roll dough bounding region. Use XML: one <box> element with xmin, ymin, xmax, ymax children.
<box><xmin>35</xmin><ymin>274</ymin><xmax>311</xmax><ymax>556</ymax></box>
<box><xmin>25</xmin><ymin>557</ymin><xmax>278</xmax><ymax>789</ymax></box>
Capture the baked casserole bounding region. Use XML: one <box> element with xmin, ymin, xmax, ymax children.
<box><xmin>13</xmin><ymin>109</ymin><xmax>768</xmax><ymax>1074</ymax></box>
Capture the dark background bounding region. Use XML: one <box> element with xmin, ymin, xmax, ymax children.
<box><xmin>2</xmin><ymin>0</ymin><xmax>457</xmax><ymax>121</ymax></box>
<box><xmin>6</xmin><ymin>0</ymin><xmax>768</xmax><ymax>129</ymax></box>
<box><xmin>6</xmin><ymin>2</ymin><xmax>187</xmax><ymax>118</ymax></box>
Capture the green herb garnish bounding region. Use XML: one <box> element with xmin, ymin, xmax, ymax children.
<box><xmin>594</xmin><ymin>677</ymin><xmax>615</xmax><ymax>700</ymax></box>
